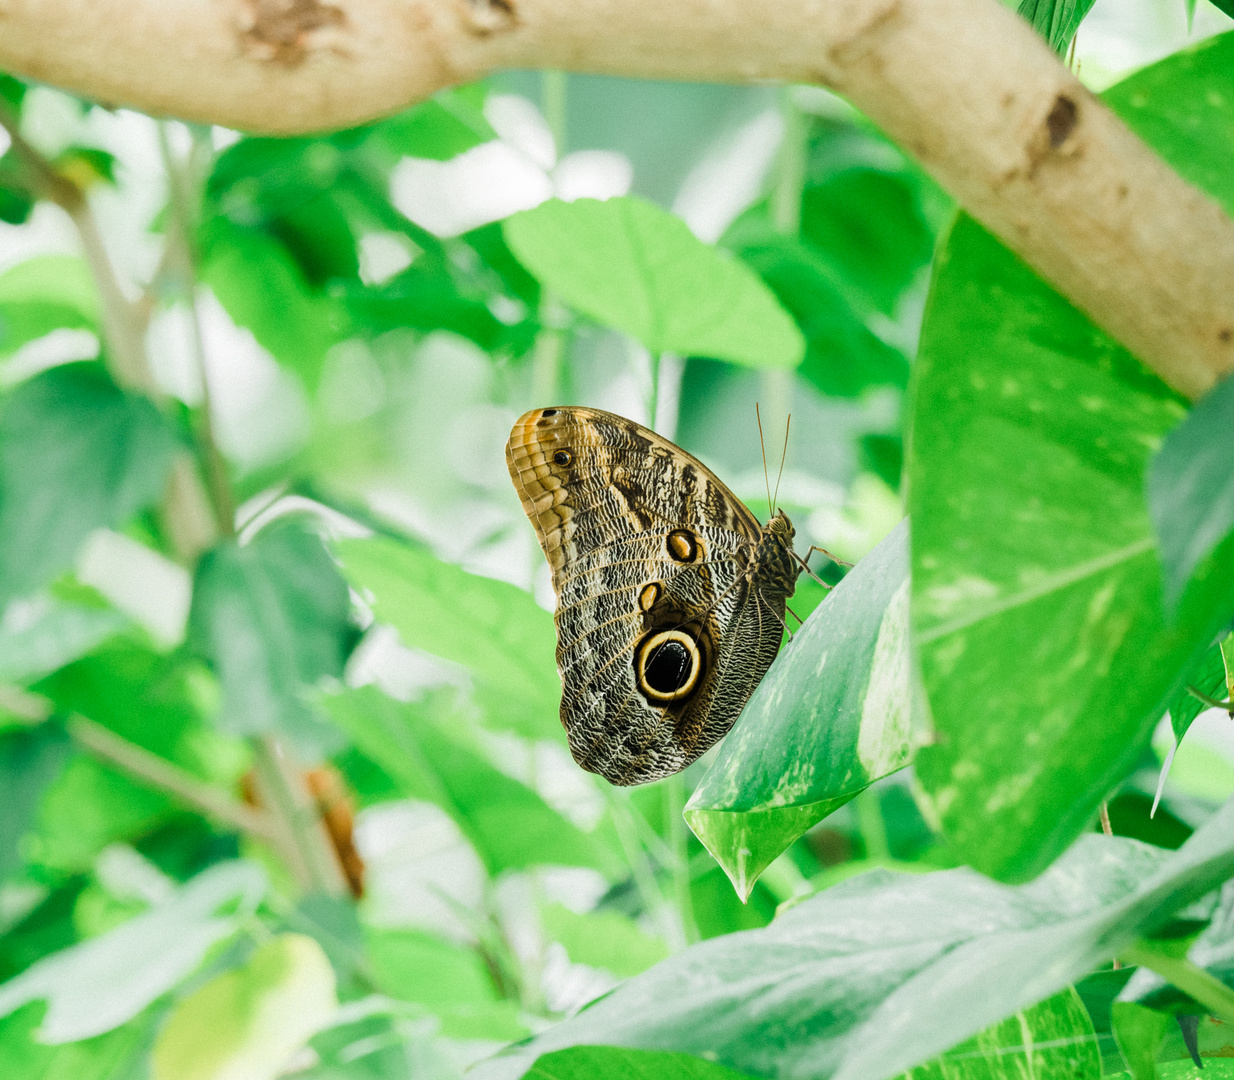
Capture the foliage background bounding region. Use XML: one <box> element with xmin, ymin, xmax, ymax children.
<box><xmin>1</xmin><ymin>0</ymin><xmax>1234</xmax><ymax>1078</ymax></box>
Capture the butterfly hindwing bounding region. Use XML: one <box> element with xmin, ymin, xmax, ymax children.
<box><xmin>506</xmin><ymin>406</ymin><xmax>797</xmax><ymax>785</ymax></box>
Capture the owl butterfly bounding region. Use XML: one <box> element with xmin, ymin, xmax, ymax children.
<box><xmin>506</xmin><ymin>406</ymin><xmax>807</xmax><ymax>786</ymax></box>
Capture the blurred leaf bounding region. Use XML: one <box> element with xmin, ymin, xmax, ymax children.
<box><xmin>725</xmin><ymin>221</ymin><xmax>908</xmax><ymax>397</ymax></box>
<box><xmin>542</xmin><ymin>902</ymin><xmax>668</xmax><ymax>977</ymax></box>
<box><xmin>0</xmin><ymin>1001</ymin><xmax>146</xmax><ymax>1080</ymax></box>
<box><xmin>0</xmin><ymin>860</ymin><xmax>264</xmax><ymax>1042</ymax></box>
<box><xmin>200</xmin><ymin>219</ymin><xmax>346</xmax><ymax>390</ymax></box>
<box><xmin>690</xmin><ymin>865</ymin><xmax>777</xmax><ymax>940</ymax></box>
<box><xmin>324</xmin><ymin>686</ymin><xmax>610</xmax><ymax>875</ymax></box>
<box><xmin>1211</xmin><ymin>0</ymin><xmax>1234</xmax><ymax>17</ymax></box>
<box><xmin>1016</xmin><ymin>0</ymin><xmax>1096</xmax><ymax>54</ymax></box>
<box><xmin>1169</xmin><ymin>639</ymin><xmax>1230</xmax><ymax>743</ymax></box>
<box><xmin>799</xmin><ymin>169</ymin><xmax>934</xmax><ymax>318</ymax></box>
<box><xmin>1148</xmin><ymin>374</ymin><xmax>1234</xmax><ymax>614</ymax></box>
<box><xmin>686</xmin><ymin>521</ymin><xmax>911</xmax><ymax>899</ymax></box>
<box><xmin>53</xmin><ymin>147</ymin><xmax>116</xmax><ymax>192</ymax></box>
<box><xmin>375</xmin><ymin>90</ymin><xmax>497</xmax><ymax>162</ymax></box>
<box><xmin>0</xmin><ymin>722</ymin><xmax>70</xmax><ymax>880</ymax></box>
<box><xmin>365</xmin><ymin>927</ymin><xmax>498</xmax><ymax>1007</ymax></box>
<box><xmin>527</xmin><ymin>1046</ymin><xmax>757</xmax><ymax>1080</ymax></box>
<box><xmin>504</xmin><ymin>197</ymin><xmax>804</xmax><ymax>368</ymax></box>
<box><xmin>0</xmin><ymin>74</ymin><xmax>27</xmax><ymax>110</ymax></box>
<box><xmin>860</xmin><ymin>435</ymin><xmax>904</xmax><ymax>490</ymax></box>
<box><xmin>151</xmin><ymin>933</ymin><xmax>337</xmax><ymax>1080</ymax></box>
<box><xmin>0</xmin><ymin>175</ymin><xmax>34</xmax><ymax>227</ymax></box>
<box><xmin>0</xmin><ymin>255</ymin><xmax>100</xmax><ymax>358</ymax></box>
<box><xmin>473</xmin><ymin>797</ymin><xmax>1234</xmax><ymax>1080</ymax></box>
<box><xmin>0</xmin><ymin>597</ymin><xmax>126</xmax><ymax>684</ymax></box>
<box><xmin>0</xmin><ymin>363</ymin><xmax>181</xmax><ymax>610</ymax></box>
<box><xmin>335</xmin><ymin>536</ymin><xmax>563</xmax><ymax>741</ymax></box>
<box><xmin>910</xmin><ymin>39</ymin><xmax>1234</xmax><ymax>879</ymax></box>
<box><xmin>1111</xmin><ymin>1001</ymin><xmax>1170</xmax><ymax>1080</ymax></box>
<box><xmin>190</xmin><ymin>516</ymin><xmax>355</xmax><ymax>743</ymax></box>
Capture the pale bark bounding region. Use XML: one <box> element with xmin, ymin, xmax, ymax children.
<box><xmin>1</xmin><ymin>0</ymin><xmax>1233</xmax><ymax>398</ymax></box>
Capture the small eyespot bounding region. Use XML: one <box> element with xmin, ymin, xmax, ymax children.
<box><xmin>638</xmin><ymin>582</ymin><xmax>661</xmax><ymax>612</ymax></box>
<box><xmin>666</xmin><ymin>529</ymin><xmax>698</xmax><ymax>563</ymax></box>
<box><xmin>553</xmin><ymin>450</ymin><xmax>572</xmax><ymax>467</ymax></box>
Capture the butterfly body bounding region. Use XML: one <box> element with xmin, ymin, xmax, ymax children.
<box><xmin>506</xmin><ymin>406</ymin><xmax>800</xmax><ymax>785</ymax></box>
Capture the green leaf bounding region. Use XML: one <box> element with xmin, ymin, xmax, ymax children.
<box><xmin>0</xmin><ymin>722</ymin><xmax>70</xmax><ymax>880</ymax></box>
<box><xmin>365</xmin><ymin>927</ymin><xmax>499</xmax><ymax>1007</ymax></box>
<box><xmin>1015</xmin><ymin>0</ymin><xmax>1096</xmax><ymax>54</ymax></box>
<box><xmin>375</xmin><ymin>90</ymin><xmax>497</xmax><ymax>161</ymax></box>
<box><xmin>189</xmin><ymin>517</ymin><xmax>355</xmax><ymax>743</ymax></box>
<box><xmin>685</xmin><ymin>520</ymin><xmax>912</xmax><ymax>899</ymax></box>
<box><xmin>909</xmin><ymin>38</ymin><xmax>1234</xmax><ymax>882</ymax></box>
<box><xmin>200</xmin><ymin>219</ymin><xmax>346</xmax><ymax>390</ymax></box>
<box><xmin>896</xmin><ymin>989</ymin><xmax>1099</xmax><ymax>1079</ymax></box>
<box><xmin>324</xmin><ymin>686</ymin><xmax>610</xmax><ymax>875</ymax></box>
<box><xmin>1148</xmin><ymin>374</ymin><xmax>1234</xmax><ymax>613</ymax></box>
<box><xmin>527</xmin><ymin>1046</ymin><xmax>757</xmax><ymax>1080</ymax></box>
<box><xmin>0</xmin><ymin>860</ymin><xmax>265</xmax><ymax>1042</ymax></box>
<box><xmin>541</xmin><ymin>902</ymin><xmax>668</xmax><ymax>977</ymax></box>
<box><xmin>0</xmin><ymin>363</ymin><xmax>181</xmax><ymax>610</ymax></box>
<box><xmin>0</xmin><ymin>255</ymin><xmax>100</xmax><ymax>359</ymax></box>
<box><xmin>0</xmin><ymin>1002</ymin><xmax>146</xmax><ymax>1080</ymax></box>
<box><xmin>151</xmin><ymin>933</ymin><xmax>337</xmax><ymax>1080</ymax></box>
<box><xmin>724</xmin><ymin>219</ymin><xmax>909</xmax><ymax>398</ymax></box>
<box><xmin>335</xmin><ymin>536</ymin><xmax>563</xmax><ymax>741</ymax></box>
<box><xmin>473</xmin><ymin>796</ymin><xmax>1234</xmax><ymax>1080</ymax></box>
<box><xmin>1168</xmin><ymin>639</ymin><xmax>1230</xmax><ymax>743</ymax></box>
<box><xmin>1111</xmin><ymin>1001</ymin><xmax>1171</xmax><ymax>1080</ymax></box>
<box><xmin>504</xmin><ymin>197</ymin><xmax>804</xmax><ymax>368</ymax></box>
<box><xmin>0</xmin><ymin>596</ymin><xmax>126</xmax><ymax>684</ymax></box>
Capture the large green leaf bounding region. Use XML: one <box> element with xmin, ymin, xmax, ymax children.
<box><xmin>0</xmin><ymin>363</ymin><xmax>181</xmax><ymax>610</ymax></box>
<box><xmin>189</xmin><ymin>517</ymin><xmax>355</xmax><ymax>743</ymax></box>
<box><xmin>909</xmin><ymin>37</ymin><xmax>1234</xmax><ymax>882</ymax></box>
<box><xmin>685</xmin><ymin>520</ymin><xmax>912</xmax><ymax>899</ymax></box>
<box><xmin>151</xmin><ymin>934</ymin><xmax>337</xmax><ymax>1080</ymax></box>
<box><xmin>473</xmin><ymin>796</ymin><xmax>1234</xmax><ymax>1080</ymax></box>
<box><xmin>0</xmin><ymin>256</ymin><xmax>100</xmax><ymax>360</ymax></box>
<box><xmin>0</xmin><ymin>722</ymin><xmax>70</xmax><ymax>881</ymax></box>
<box><xmin>324</xmin><ymin>686</ymin><xmax>610</xmax><ymax>875</ymax></box>
<box><xmin>541</xmin><ymin>902</ymin><xmax>668</xmax><ymax>977</ymax></box>
<box><xmin>0</xmin><ymin>1003</ymin><xmax>146</xmax><ymax>1080</ymax></box>
<box><xmin>1168</xmin><ymin>638</ymin><xmax>1231</xmax><ymax>744</ymax></box>
<box><xmin>0</xmin><ymin>596</ymin><xmax>126</xmax><ymax>684</ymax></box>
<box><xmin>0</xmin><ymin>860</ymin><xmax>265</xmax><ymax>1042</ymax></box>
<box><xmin>335</xmin><ymin>536</ymin><xmax>563</xmax><ymax>742</ymax></box>
<box><xmin>504</xmin><ymin>197</ymin><xmax>804</xmax><ymax>368</ymax></box>
<box><xmin>1147</xmin><ymin>373</ymin><xmax>1234</xmax><ymax>612</ymax></box>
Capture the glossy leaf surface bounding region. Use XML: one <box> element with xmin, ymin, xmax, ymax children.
<box><xmin>686</xmin><ymin>520</ymin><xmax>912</xmax><ymax>898</ymax></box>
<box><xmin>910</xmin><ymin>38</ymin><xmax>1234</xmax><ymax>881</ymax></box>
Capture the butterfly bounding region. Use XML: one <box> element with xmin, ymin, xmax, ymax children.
<box><xmin>506</xmin><ymin>406</ymin><xmax>817</xmax><ymax>786</ymax></box>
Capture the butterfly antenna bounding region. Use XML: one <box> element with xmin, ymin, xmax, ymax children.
<box><xmin>771</xmin><ymin>414</ymin><xmax>790</xmax><ymax>511</ymax></box>
<box><xmin>756</xmin><ymin>402</ymin><xmax>772</xmax><ymax>516</ymax></box>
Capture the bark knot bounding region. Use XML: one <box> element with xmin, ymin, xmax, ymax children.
<box><xmin>1046</xmin><ymin>94</ymin><xmax>1078</xmax><ymax>149</ymax></box>
<box><xmin>464</xmin><ymin>0</ymin><xmax>518</xmax><ymax>36</ymax></box>
<box><xmin>238</xmin><ymin>0</ymin><xmax>346</xmax><ymax>65</ymax></box>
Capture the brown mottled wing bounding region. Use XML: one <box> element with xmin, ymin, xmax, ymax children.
<box><xmin>506</xmin><ymin>407</ymin><xmax>788</xmax><ymax>785</ymax></box>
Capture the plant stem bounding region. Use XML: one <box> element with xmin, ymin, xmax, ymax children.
<box><xmin>540</xmin><ymin>69</ymin><xmax>567</xmax><ymax>157</ymax></box>
<box><xmin>1120</xmin><ymin>944</ymin><xmax>1234</xmax><ymax>1024</ymax></box>
<box><xmin>770</xmin><ymin>86</ymin><xmax>807</xmax><ymax>237</ymax></box>
<box><xmin>531</xmin><ymin>294</ymin><xmax>566</xmax><ymax>405</ymax></box>
<box><xmin>856</xmin><ymin>786</ymin><xmax>890</xmax><ymax>861</ymax></box>
<box><xmin>157</xmin><ymin>121</ymin><xmax>235</xmax><ymax>538</ymax></box>
<box><xmin>250</xmin><ymin>736</ymin><xmax>348</xmax><ymax>897</ymax></box>
<box><xmin>68</xmin><ymin>714</ymin><xmax>277</xmax><ymax>839</ymax></box>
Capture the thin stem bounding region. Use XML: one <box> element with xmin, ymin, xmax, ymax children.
<box><xmin>856</xmin><ymin>786</ymin><xmax>890</xmax><ymax>861</ymax></box>
<box><xmin>646</xmin><ymin>350</ymin><xmax>661</xmax><ymax>431</ymax></box>
<box><xmin>540</xmin><ymin>69</ymin><xmax>567</xmax><ymax>158</ymax></box>
<box><xmin>1120</xmin><ymin>944</ymin><xmax>1234</xmax><ymax>1023</ymax></box>
<box><xmin>1099</xmin><ymin>800</ymin><xmax>1113</xmax><ymax>836</ymax></box>
<box><xmin>604</xmin><ymin>786</ymin><xmax>678</xmax><ymax>949</ymax></box>
<box><xmin>157</xmin><ymin>122</ymin><xmax>235</xmax><ymax>537</ymax></box>
<box><xmin>68</xmin><ymin>714</ymin><xmax>277</xmax><ymax>839</ymax></box>
<box><xmin>663</xmin><ymin>774</ymin><xmax>698</xmax><ymax>945</ymax></box>
<box><xmin>770</xmin><ymin>86</ymin><xmax>808</xmax><ymax>237</ymax></box>
<box><xmin>531</xmin><ymin>295</ymin><xmax>566</xmax><ymax>406</ymax></box>
<box><xmin>251</xmin><ymin>736</ymin><xmax>348</xmax><ymax>897</ymax></box>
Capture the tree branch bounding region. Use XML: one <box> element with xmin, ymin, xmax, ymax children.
<box><xmin>1</xmin><ymin>0</ymin><xmax>1233</xmax><ymax>399</ymax></box>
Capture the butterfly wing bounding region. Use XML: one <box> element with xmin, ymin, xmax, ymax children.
<box><xmin>506</xmin><ymin>406</ymin><xmax>790</xmax><ymax>785</ymax></box>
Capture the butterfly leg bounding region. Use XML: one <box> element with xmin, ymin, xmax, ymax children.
<box><xmin>804</xmin><ymin>545</ymin><xmax>853</xmax><ymax>569</ymax></box>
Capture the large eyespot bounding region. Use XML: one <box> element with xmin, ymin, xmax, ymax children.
<box><xmin>635</xmin><ymin>629</ymin><xmax>703</xmax><ymax>704</ymax></box>
<box><xmin>542</xmin><ymin>409</ymin><xmax>558</xmax><ymax>416</ymax></box>
<box><xmin>553</xmin><ymin>450</ymin><xmax>573</xmax><ymax>466</ymax></box>
<box><xmin>666</xmin><ymin>529</ymin><xmax>698</xmax><ymax>563</ymax></box>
